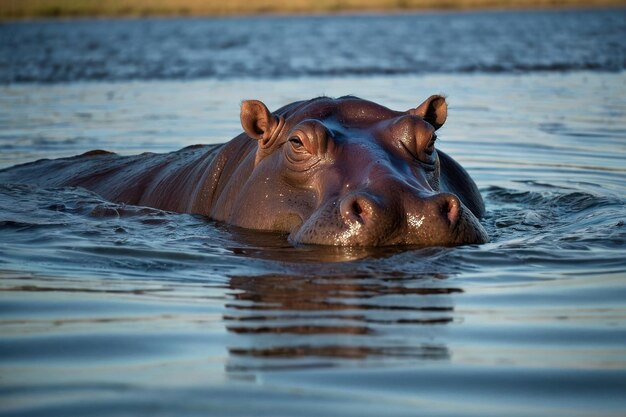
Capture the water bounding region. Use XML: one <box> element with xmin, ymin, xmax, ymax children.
<box><xmin>1</xmin><ymin>9</ymin><xmax>626</xmax><ymax>417</ymax></box>
<box><xmin>1</xmin><ymin>9</ymin><xmax>625</xmax><ymax>83</ymax></box>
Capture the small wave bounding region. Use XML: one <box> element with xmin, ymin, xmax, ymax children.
<box><xmin>478</xmin><ymin>185</ymin><xmax>626</xmax><ymax>266</ymax></box>
<box><xmin>484</xmin><ymin>186</ymin><xmax>622</xmax><ymax>211</ymax></box>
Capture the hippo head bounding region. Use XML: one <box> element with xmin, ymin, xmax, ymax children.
<box><xmin>226</xmin><ymin>95</ymin><xmax>488</xmax><ymax>247</ymax></box>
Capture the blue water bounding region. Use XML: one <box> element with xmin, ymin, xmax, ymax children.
<box><xmin>1</xmin><ymin>9</ymin><xmax>625</xmax><ymax>83</ymax></box>
<box><xmin>1</xmin><ymin>9</ymin><xmax>626</xmax><ymax>417</ymax></box>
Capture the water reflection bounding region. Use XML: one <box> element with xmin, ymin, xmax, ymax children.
<box><xmin>224</xmin><ymin>224</ymin><xmax>424</xmax><ymax>263</ymax></box>
<box><xmin>224</xmin><ymin>272</ymin><xmax>461</xmax><ymax>371</ymax></box>
<box><xmin>226</xmin><ymin>228</ymin><xmax>368</xmax><ymax>263</ymax></box>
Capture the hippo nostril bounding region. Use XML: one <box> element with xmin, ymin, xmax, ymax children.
<box><xmin>426</xmin><ymin>193</ymin><xmax>461</xmax><ymax>228</ymax></box>
<box><xmin>440</xmin><ymin>194</ymin><xmax>461</xmax><ymax>227</ymax></box>
<box><xmin>340</xmin><ymin>194</ymin><xmax>375</xmax><ymax>224</ymax></box>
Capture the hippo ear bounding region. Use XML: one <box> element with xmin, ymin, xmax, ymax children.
<box><xmin>409</xmin><ymin>95</ymin><xmax>447</xmax><ymax>130</ymax></box>
<box><xmin>240</xmin><ymin>100</ymin><xmax>283</xmax><ymax>148</ymax></box>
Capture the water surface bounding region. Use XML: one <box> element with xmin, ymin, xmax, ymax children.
<box><xmin>1</xmin><ymin>10</ymin><xmax>626</xmax><ymax>417</ymax></box>
<box><xmin>1</xmin><ymin>9</ymin><xmax>625</xmax><ymax>83</ymax></box>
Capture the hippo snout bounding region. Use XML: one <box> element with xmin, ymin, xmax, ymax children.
<box><xmin>339</xmin><ymin>191</ymin><xmax>459</xmax><ymax>231</ymax></box>
<box><xmin>290</xmin><ymin>189</ymin><xmax>487</xmax><ymax>247</ymax></box>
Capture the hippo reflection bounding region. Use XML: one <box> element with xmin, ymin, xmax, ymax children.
<box><xmin>0</xmin><ymin>95</ymin><xmax>488</xmax><ymax>247</ymax></box>
<box><xmin>225</xmin><ymin>273</ymin><xmax>457</xmax><ymax>369</ymax></box>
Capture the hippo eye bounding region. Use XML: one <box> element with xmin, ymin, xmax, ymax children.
<box><xmin>289</xmin><ymin>136</ymin><xmax>304</xmax><ymax>149</ymax></box>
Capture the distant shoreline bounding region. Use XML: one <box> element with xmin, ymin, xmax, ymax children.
<box><xmin>1</xmin><ymin>0</ymin><xmax>625</xmax><ymax>21</ymax></box>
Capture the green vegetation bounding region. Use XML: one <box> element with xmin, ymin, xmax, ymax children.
<box><xmin>1</xmin><ymin>0</ymin><xmax>624</xmax><ymax>19</ymax></box>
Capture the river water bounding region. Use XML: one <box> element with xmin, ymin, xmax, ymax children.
<box><xmin>1</xmin><ymin>8</ymin><xmax>626</xmax><ymax>417</ymax></box>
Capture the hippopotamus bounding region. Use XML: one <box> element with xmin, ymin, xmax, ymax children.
<box><xmin>0</xmin><ymin>95</ymin><xmax>488</xmax><ymax>246</ymax></box>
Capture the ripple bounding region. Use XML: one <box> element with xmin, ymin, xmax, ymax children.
<box><xmin>1</xmin><ymin>67</ymin><xmax>626</xmax><ymax>416</ymax></box>
<box><xmin>1</xmin><ymin>10</ymin><xmax>625</xmax><ymax>84</ymax></box>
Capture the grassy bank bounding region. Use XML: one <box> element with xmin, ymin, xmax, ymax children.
<box><xmin>1</xmin><ymin>0</ymin><xmax>625</xmax><ymax>19</ymax></box>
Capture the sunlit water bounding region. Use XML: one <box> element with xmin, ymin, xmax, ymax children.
<box><xmin>1</xmin><ymin>10</ymin><xmax>626</xmax><ymax>417</ymax></box>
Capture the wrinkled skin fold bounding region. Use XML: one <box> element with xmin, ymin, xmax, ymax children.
<box><xmin>0</xmin><ymin>95</ymin><xmax>488</xmax><ymax>247</ymax></box>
